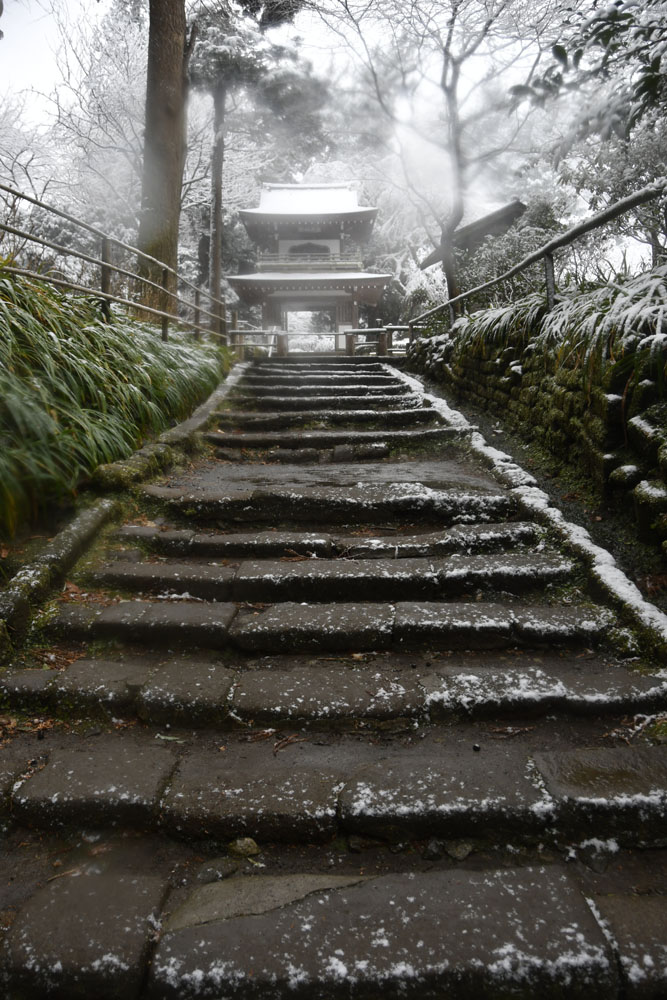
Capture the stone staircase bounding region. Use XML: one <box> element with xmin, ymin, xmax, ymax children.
<box><xmin>0</xmin><ymin>357</ymin><xmax>666</xmax><ymax>998</ymax></box>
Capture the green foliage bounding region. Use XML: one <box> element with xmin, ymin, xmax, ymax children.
<box><xmin>426</xmin><ymin>265</ymin><xmax>667</xmax><ymax>393</ymax></box>
<box><xmin>452</xmin><ymin>293</ymin><xmax>547</xmax><ymax>352</ymax></box>
<box><xmin>0</xmin><ymin>271</ymin><xmax>224</xmax><ymax>536</ymax></box>
<box><xmin>511</xmin><ymin>0</ymin><xmax>667</xmax><ymax>140</ymax></box>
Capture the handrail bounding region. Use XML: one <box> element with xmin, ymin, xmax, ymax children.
<box><xmin>409</xmin><ymin>178</ymin><xmax>667</xmax><ymax>328</ymax></box>
<box><xmin>0</xmin><ymin>182</ymin><xmax>228</xmax><ymax>341</ymax></box>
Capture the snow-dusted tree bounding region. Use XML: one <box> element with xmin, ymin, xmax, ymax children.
<box><xmin>559</xmin><ymin>117</ymin><xmax>667</xmax><ymax>268</ymax></box>
<box><xmin>0</xmin><ymin>96</ymin><xmax>57</xmax><ymax>265</ymax></box>
<box><xmin>48</xmin><ymin>8</ymin><xmax>148</xmax><ymax>244</ymax></box>
<box><xmin>136</xmin><ymin>0</ymin><xmax>192</xmax><ymax>311</ymax></box>
<box><xmin>512</xmin><ymin>0</ymin><xmax>667</xmax><ymax>141</ymax></box>
<box><xmin>317</xmin><ymin>0</ymin><xmax>569</xmax><ymax>309</ymax></box>
<box><xmin>188</xmin><ymin>0</ymin><xmax>325</xmax><ymax>325</ymax></box>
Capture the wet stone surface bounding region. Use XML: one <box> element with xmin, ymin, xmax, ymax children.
<box><xmin>12</xmin><ymin>734</ymin><xmax>178</xmax><ymax>830</ymax></box>
<box><xmin>4</xmin><ymin>358</ymin><xmax>667</xmax><ymax>997</ymax></box>
<box><xmin>147</xmin><ymin>867</ymin><xmax>617</xmax><ymax>999</ymax></box>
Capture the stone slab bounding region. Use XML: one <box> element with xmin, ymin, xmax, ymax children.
<box><xmin>394</xmin><ymin>602</ymin><xmax>514</xmax><ymax>649</ymax></box>
<box><xmin>146</xmin><ymin>484</ymin><xmax>511</xmax><ymax>527</ymax></box>
<box><xmin>232</xmin><ymin>665</ymin><xmax>422</xmax><ymax>723</ymax></box>
<box><xmin>2</xmin><ymin>871</ymin><xmax>168</xmax><ymax>1000</ymax></box>
<box><xmin>232</xmin><ymin>553</ymin><xmax>572</xmax><ymax>602</ymax></box>
<box><xmin>54</xmin><ymin>657</ymin><xmax>156</xmax><ymax>713</ymax></box>
<box><xmin>89</xmin><ymin>600</ymin><xmax>238</xmax><ymax>647</ymax></box>
<box><xmin>161</xmin><ymin>744</ymin><xmax>342</xmax><ymax>842</ymax></box>
<box><xmin>594</xmin><ymin>894</ymin><xmax>667</xmax><ymax>998</ymax></box>
<box><xmin>238</xmin><ymin>382</ymin><xmax>410</xmax><ymax>397</ymax></box>
<box><xmin>164</xmin><ymin>874</ymin><xmax>367</xmax><ymax>932</ymax></box>
<box><xmin>12</xmin><ymin>734</ymin><xmax>177</xmax><ymax>829</ymax></box>
<box><xmin>421</xmin><ymin>659</ymin><xmax>667</xmax><ymax>717</ymax></box>
<box><xmin>216</xmin><ymin>407</ymin><xmax>435</xmax><ymax>429</ymax></box>
<box><xmin>147</xmin><ymin>867</ymin><xmax>616</xmax><ymax>999</ymax></box>
<box><xmin>0</xmin><ymin>668</ymin><xmax>54</xmax><ymax>708</ymax></box>
<box><xmin>241</xmin><ymin>373</ymin><xmax>401</xmax><ymax>386</ymax></box>
<box><xmin>229</xmin><ymin>392</ymin><xmax>423</xmax><ymax>411</ymax></box>
<box><xmin>515</xmin><ymin>606</ymin><xmax>612</xmax><ymax>643</ymax></box>
<box><xmin>152</xmin><ymin>458</ymin><xmax>501</xmax><ymax>490</ymax></box>
<box><xmin>190</xmin><ymin>531</ymin><xmax>333</xmax><ymax>558</ymax></box>
<box><xmin>207</xmin><ymin>426</ymin><xmax>456</xmax><ymax>450</ymax></box>
<box><xmin>137</xmin><ymin>661</ymin><xmax>235</xmax><ymax>725</ymax></box>
<box><xmin>395</xmin><ymin>602</ymin><xmax>609</xmax><ymax>650</ymax></box>
<box><xmin>534</xmin><ymin>746</ymin><xmax>667</xmax><ymax>841</ymax></box>
<box><xmin>338</xmin><ymin>743</ymin><xmax>547</xmax><ymax>839</ymax></box>
<box><xmin>115</xmin><ymin>526</ymin><xmax>195</xmax><ymax>554</ymax></box>
<box><xmin>333</xmin><ymin>521</ymin><xmax>539</xmax><ymax>557</ymax></box>
<box><xmin>95</xmin><ymin>562</ymin><xmax>236</xmax><ymax>601</ymax></box>
<box><xmin>229</xmin><ymin>603</ymin><xmax>395</xmax><ymax>652</ymax></box>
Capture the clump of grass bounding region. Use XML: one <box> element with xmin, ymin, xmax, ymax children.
<box><xmin>416</xmin><ymin>266</ymin><xmax>667</xmax><ymax>391</ymax></box>
<box><xmin>537</xmin><ymin>265</ymin><xmax>667</xmax><ymax>390</ymax></box>
<box><xmin>452</xmin><ymin>292</ymin><xmax>546</xmax><ymax>352</ymax></box>
<box><xmin>0</xmin><ymin>269</ymin><xmax>225</xmax><ymax>536</ymax></box>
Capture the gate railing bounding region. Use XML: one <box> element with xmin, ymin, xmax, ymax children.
<box><xmin>408</xmin><ymin>178</ymin><xmax>667</xmax><ymax>336</ymax></box>
<box><xmin>0</xmin><ymin>182</ymin><xmax>229</xmax><ymax>343</ymax></box>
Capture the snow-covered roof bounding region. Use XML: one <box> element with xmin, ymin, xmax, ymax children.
<box><xmin>249</xmin><ymin>183</ymin><xmax>372</xmax><ymax>216</ymax></box>
<box><xmin>229</xmin><ymin>271</ymin><xmax>391</xmax><ymax>284</ymax></box>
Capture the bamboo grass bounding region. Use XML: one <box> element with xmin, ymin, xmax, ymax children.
<box><xmin>0</xmin><ymin>269</ymin><xmax>224</xmax><ymax>536</ymax></box>
<box><xmin>443</xmin><ymin>266</ymin><xmax>667</xmax><ymax>387</ymax></box>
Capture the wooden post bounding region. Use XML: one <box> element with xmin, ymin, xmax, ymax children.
<box><xmin>277</xmin><ymin>333</ymin><xmax>288</xmax><ymax>357</ymax></box>
<box><xmin>377</xmin><ymin>331</ymin><xmax>388</xmax><ymax>355</ymax></box>
<box><xmin>544</xmin><ymin>252</ymin><xmax>556</xmax><ymax>312</ymax></box>
<box><xmin>409</xmin><ymin>323</ymin><xmax>415</xmax><ymax>343</ymax></box>
<box><xmin>161</xmin><ymin>267</ymin><xmax>169</xmax><ymax>341</ymax></box>
<box><xmin>100</xmin><ymin>237</ymin><xmax>111</xmax><ymax>323</ymax></box>
<box><xmin>387</xmin><ymin>328</ymin><xmax>393</xmax><ymax>350</ymax></box>
<box><xmin>345</xmin><ymin>332</ymin><xmax>355</xmax><ymax>356</ymax></box>
<box><xmin>193</xmin><ymin>287</ymin><xmax>200</xmax><ymax>339</ymax></box>
<box><xmin>231</xmin><ymin>309</ymin><xmax>239</xmax><ymax>330</ymax></box>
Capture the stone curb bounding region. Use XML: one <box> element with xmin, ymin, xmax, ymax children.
<box><xmin>0</xmin><ymin>499</ymin><xmax>118</xmax><ymax>660</ymax></box>
<box><xmin>390</xmin><ymin>365</ymin><xmax>667</xmax><ymax>662</ymax></box>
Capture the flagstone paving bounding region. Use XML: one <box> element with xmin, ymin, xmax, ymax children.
<box><xmin>1</xmin><ymin>356</ymin><xmax>666</xmax><ymax>998</ymax></box>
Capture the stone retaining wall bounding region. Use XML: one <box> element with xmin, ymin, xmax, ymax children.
<box><xmin>407</xmin><ymin>332</ymin><xmax>667</xmax><ymax>556</ymax></box>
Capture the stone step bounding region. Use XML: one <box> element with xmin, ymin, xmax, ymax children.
<box><xmin>7</xmin><ymin>861</ymin><xmax>665</xmax><ymax>999</ymax></box>
<box><xmin>5</xmin><ymin>728</ymin><xmax>666</xmax><ymax>848</ymax></box>
<box><xmin>237</xmin><ymin>382</ymin><xmax>411</xmax><ymax>397</ymax></box>
<box><xmin>215</xmin><ymin>407</ymin><xmax>437</xmax><ymax>430</ymax></box>
<box><xmin>93</xmin><ymin>552</ymin><xmax>574</xmax><ymax>603</ymax></box>
<box><xmin>143</xmin><ymin>867</ymin><xmax>635</xmax><ymax>999</ymax></box>
<box><xmin>253</xmin><ymin>360</ymin><xmax>386</xmax><ymax>370</ymax></box>
<box><xmin>5</xmin><ymin>857</ymin><xmax>665</xmax><ymax>999</ymax></box>
<box><xmin>5</xmin><ymin>653</ymin><xmax>663</xmax><ymax>728</ymax></box>
<box><xmin>229</xmin><ymin>392</ymin><xmax>423</xmax><ymax>411</ymax></box>
<box><xmin>240</xmin><ymin>373</ymin><xmax>403</xmax><ymax>386</ymax></box>
<box><xmin>206</xmin><ymin>426</ymin><xmax>456</xmax><ymax>452</ymax></box>
<box><xmin>144</xmin><ymin>482</ymin><xmax>512</xmax><ymax>525</ymax></box>
<box><xmin>47</xmin><ymin>599</ymin><xmax>611</xmax><ymax>653</ymax></box>
<box><xmin>230</xmin><ymin>600</ymin><xmax>612</xmax><ymax>652</ymax></box>
<box><xmin>116</xmin><ymin>521</ymin><xmax>541</xmax><ymax>558</ymax></box>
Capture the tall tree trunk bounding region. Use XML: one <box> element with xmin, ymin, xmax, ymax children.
<box><xmin>440</xmin><ymin>228</ymin><xmax>461</xmax><ymax>317</ymax></box>
<box><xmin>210</xmin><ymin>80</ymin><xmax>227</xmax><ymax>337</ymax></box>
<box><xmin>137</xmin><ymin>0</ymin><xmax>187</xmax><ymax>314</ymax></box>
<box><xmin>441</xmin><ymin>56</ymin><xmax>465</xmax><ymax>318</ymax></box>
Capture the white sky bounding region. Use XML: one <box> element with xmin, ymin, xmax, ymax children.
<box><xmin>0</xmin><ymin>0</ymin><xmax>108</xmax><ymax>119</ymax></box>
